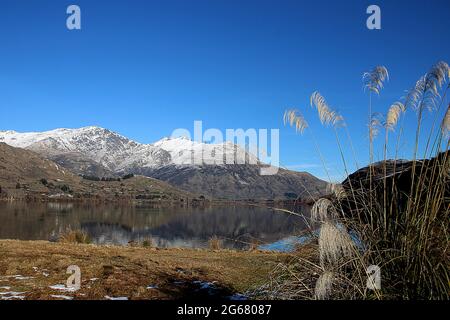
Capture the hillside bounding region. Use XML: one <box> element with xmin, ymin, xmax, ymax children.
<box><xmin>0</xmin><ymin>143</ymin><xmax>196</xmax><ymax>202</ymax></box>
<box><xmin>147</xmin><ymin>164</ymin><xmax>327</xmax><ymax>200</ymax></box>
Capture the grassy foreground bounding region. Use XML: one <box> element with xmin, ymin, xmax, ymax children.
<box><xmin>0</xmin><ymin>240</ymin><xmax>291</xmax><ymax>300</ymax></box>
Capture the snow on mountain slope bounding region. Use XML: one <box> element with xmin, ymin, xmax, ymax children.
<box><xmin>0</xmin><ymin>127</ymin><xmax>328</xmax><ymax>200</ymax></box>
<box><xmin>0</xmin><ymin>127</ymin><xmax>171</xmax><ymax>172</ymax></box>
<box><xmin>153</xmin><ymin>136</ymin><xmax>260</xmax><ymax>166</ymax></box>
<box><xmin>0</xmin><ymin>127</ymin><xmax>260</xmax><ymax>171</ymax></box>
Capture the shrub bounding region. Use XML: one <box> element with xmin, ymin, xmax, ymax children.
<box><xmin>58</xmin><ymin>228</ymin><xmax>91</xmax><ymax>244</ymax></box>
<box><xmin>122</xmin><ymin>173</ymin><xmax>134</xmax><ymax>180</ymax></box>
<box><xmin>142</xmin><ymin>237</ymin><xmax>154</xmax><ymax>248</ymax></box>
<box><xmin>208</xmin><ymin>236</ymin><xmax>222</xmax><ymax>250</ymax></box>
<box><xmin>60</xmin><ymin>184</ymin><xmax>71</xmax><ymax>193</ymax></box>
<box><xmin>284</xmin><ymin>192</ymin><xmax>298</xmax><ymax>199</ymax></box>
<box><xmin>248</xmin><ymin>239</ymin><xmax>260</xmax><ymax>251</ymax></box>
<box><xmin>81</xmin><ymin>175</ymin><xmax>100</xmax><ymax>181</ymax></box>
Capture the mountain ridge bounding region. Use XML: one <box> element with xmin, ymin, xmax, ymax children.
<box><xmin>0</xmin><ymin>126</ymin><xmax>328</xmax><ymax>200</ymax></box>
<box><xmin>0</xmin><ymin>142</ymin><xmax>196</xmax><ymax>202</ymax></box>
<box><xmin>0</xmin><ymin>126</ymin><xmax>258</xmax><ymax>171</ymax></box>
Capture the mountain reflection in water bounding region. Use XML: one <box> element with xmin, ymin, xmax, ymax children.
<box><xmin>0</xmin><ymin>202</ymin><xmax>311</xmax><ymax>250</ymax></box>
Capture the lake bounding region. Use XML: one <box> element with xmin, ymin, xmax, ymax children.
<box><xmin>0</xmin><ymin>202</ymin><xmax>311</xmax><ymax>250</ymax></box>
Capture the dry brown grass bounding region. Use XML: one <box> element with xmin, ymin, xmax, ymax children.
<box><xmin>208</xmin><ymin>236</ymin><xmax>222</xmax><ymax>250</ymax></box>
<box><xmin>58</xmin><ymin>228</ymin><xmax>91</xmax><ymax>244</ymax></box>
<box><xmin>0</xmin><ymin>240</ymin><xmax>288</xmax><ymax>300</ymax></box>
<box><xmin>248</xmin><ymin>239</ymin><xmax>261</xmax><ymax>251</ymax></box>
<box><xmin>255</xmin><ymin>244</ymin><xmax>319</xmax><ymax>300</ymax></box>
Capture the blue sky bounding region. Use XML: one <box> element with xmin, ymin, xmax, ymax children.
<box><xmin>0</xmin><ymin>0</ymin><xmax>449</xmax><ymax>181</ymax></box>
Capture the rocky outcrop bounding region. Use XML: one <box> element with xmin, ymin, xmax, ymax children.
<box><xmin>341</xmin><ymin>151</ymin><xmax>449</xmax><ymax>222</ymax></box>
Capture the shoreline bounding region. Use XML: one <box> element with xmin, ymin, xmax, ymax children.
<box><xmin>0</xmin><ymin>196</ymin><xmax>316</xmax><ymax>208</ymax></box>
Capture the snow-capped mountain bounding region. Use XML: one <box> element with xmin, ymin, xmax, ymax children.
<box><xmin>153</xmin><ymin>136</ymin><xmax>260</xmax><ymax>166</ymax></box>
<box><xmin>0</xmin><ymin>126</ymin><xmax>327</xmax><ymax>199</ymax></box>
<box><xmin>0</xmin><ymin>127</ymin><xmax>171</xmax><ymax>173</ymax></box>
<box><xmin>0</xmin><ymin>126</ymin><xmax>259</xmax><ymax>171</ymax></box>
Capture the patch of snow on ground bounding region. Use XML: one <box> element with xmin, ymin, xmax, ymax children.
<box><xmin>104</xmin><ymin>295</ymin><xmax>128</xmax><ymax>300</ymax></box>
<box><xmin>146</xmin><ymin>285</ymin><xmax>158</xmax><ymax>289</ymax></box>
<box><xmin>0</xmin><ymin>291</ymin><xmax>27</xmax><ymax>296</ymax></box>
<box><xmin>51</xmin><ymin>295</ymin><xmax>74</xmax><ymax>300</ymax></box>
<box><xmin>49</xmin><ymin>284</ymin><xmax>78</xmax><ymax>292</ymax></box>
<box><xmin>14</xmin><ymin>275</ymin><xmax>34</xmax><ymax>280</ymax></box>
<box><xmin>1</xmin><ymin>295</ymin><xmax>26</xmax><ymax>300</ymax></box>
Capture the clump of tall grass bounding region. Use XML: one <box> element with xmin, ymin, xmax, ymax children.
<box><xmin>141</xmin><ymin>237</ymin><xmax>154</xmax><ymax>248</ymax></box>
<box><xmin>280</xmin><ymin>61</ymin><xmax>450</xmax><ymax>300</ymax></box>
<box><xmin>58</xmin><ymin>227</ymin><xmax>91</xmax><ymax>244</ymax></box>
<box><xmin>314</xmin><ymin>271</ymin><xmax>334</xmax><ymax>299</ymax></box>
<box><xmin>248</xmin><ymin>238</ymin><xmax>261</xmax><ymax>251</ymax></box>
<box><xmin>208</xmin><ymin>236</ymin><xmax>222</xmax><ymax>250</ymax></box>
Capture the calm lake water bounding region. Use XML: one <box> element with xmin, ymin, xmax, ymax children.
<box><xmin>0</xmin><ymin>202</ymin><xmax>311</xmax><ymax>250</ymax></box>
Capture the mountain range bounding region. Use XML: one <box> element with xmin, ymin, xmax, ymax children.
<box><xmin>0</xmin><ymin>126</ymin><xmax>327</xmax><ymax>200</ymax></box>
<box><xmin>0</xmin><ymin>142</ymin><xmax>194</xmax><ymax>202</ymax></box>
